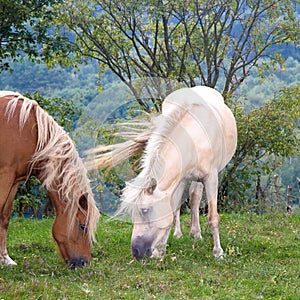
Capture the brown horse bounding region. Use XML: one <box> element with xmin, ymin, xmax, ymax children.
<box><xmin>0</xmin><ymin>91</ymin><xmax>100</xmax><ymax>268</ymax></box>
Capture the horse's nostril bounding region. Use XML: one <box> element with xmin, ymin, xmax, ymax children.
<box><xmin>132</xmin><ymin>246</ymin><xmax>152</xmax><ymax>259</ymax></box>
<box><xmin>132</xmin><ymin>236</ymin><xmax>152</xmax><ymax>259</ymax></box>
<box><xmin>132</xmin><ymin>246</ymin><xmax>141</xmax><ymax>259</ymax></box>
<box><xmin>145</xmin><ymin>248</ymin><xmax>152</xmax><ymax>257</ymax></box>
<box><xmin>69</xmin><ymin>256</ymin><xmax>89</xmax><ymax>269</ymax></box>
<box><xmin>80</xmin><ymin>258</ymin><xmax>87</xmax><ymax>267</ymax></box>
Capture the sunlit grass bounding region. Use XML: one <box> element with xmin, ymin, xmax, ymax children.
<box><xmin>1</xmin><ymin>212</ymin><xmax>299</xmax><ymax>299</ymax></box>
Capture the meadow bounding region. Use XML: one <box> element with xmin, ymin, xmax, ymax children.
<box><xmin>0</xmin><ymin>212</ymin><xmax>299</xmax><ymax>299</ymax></box>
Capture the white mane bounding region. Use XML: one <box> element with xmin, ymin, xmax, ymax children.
<box><xmin>119</xmin><ymin>105</ymin><xmax>188</xmax><ymax>217</ymax></box>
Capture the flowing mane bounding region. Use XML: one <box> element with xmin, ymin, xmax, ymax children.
<box><xmin>119</xmin><ymin>105</ymin><xmax>187</xmax><ymax>217</ymax></box>
<box><xmin>4</xmin><ymin>92</ymin><xmax>99</xmax><ymax>242</ymax></box>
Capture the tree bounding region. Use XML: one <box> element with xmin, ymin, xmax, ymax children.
<box><xmin>0</xmin><ymin>0</ymin><xmax>66</xmax><ymax>71</ymax></box>
<box><xmin>39</xmin><ymin>0</ymin><xmax>299</xmax><ymax>212</ymax></box>
<box><xmin>220</xmin><ymin>84</ymin><xmax>300</xmax><ymax>211</ymax></box>
<box><xmin>45</xmin><ymin>0</ymin><xmax>299</xmax><ymax>110</ymax></box>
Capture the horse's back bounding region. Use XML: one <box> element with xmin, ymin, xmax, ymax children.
<box><xmin>0</xmin><ymin>91</ymin><xmax>19</xmax><ymax>98</ymax></box>
<box><xmin>162</xmin><ymin>86</ymin><xmax>237</xmax><ymax>172</ymax></box>
<box><xmin>162</xmin><ymin>86</ymin><xmax>224</xmax><ymax>113</ymax></box>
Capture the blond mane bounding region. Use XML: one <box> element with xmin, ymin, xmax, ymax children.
<box><xmin>119</xmin><ymin>105</ymin><xmax>188</xmax><ymax>217</ymax></box>
<box><xmin>4</xmin><ymin>92</ymin><xmax>99</xmax><ymax>242</ymax></box>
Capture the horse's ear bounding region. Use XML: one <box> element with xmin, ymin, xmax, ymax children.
<box><xmin>145</xmin><ymin>178</ymin><xmax>157</xmax><ymax>195</ymax></box>
<box><xmin>79</xmin><ymin>194</ymin><xmax>88</xmax><ymax>211</ymax></box>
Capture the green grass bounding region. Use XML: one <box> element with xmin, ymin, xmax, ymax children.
<box><xmin>0</xmin><ymin>212</ymin><xmax>299</xmax><ymax>299</ymax></box>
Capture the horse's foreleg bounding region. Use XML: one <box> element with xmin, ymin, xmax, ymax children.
<box><xmin>172</xmin><ymin>180</ymin><xmax>187</xmax><ymax>238</ymax></box>
<box><xmin>0</xmin><ymin>176</ymin><xmax>20</xmax><ymax>266</ymax></box>
<box><xmin>205</xmin><ymin>173</ymin><xmax>223</xmax><ymax>258</ymax></box>
<box><xmin>173</xmin><ymin>207</ymin><xmax>182</xmax><ymax>238</ymax></box>
<box><xmin>189</xmin><ymin>181</ymin><xmax>203</xmax><ymax>240</ymax></box>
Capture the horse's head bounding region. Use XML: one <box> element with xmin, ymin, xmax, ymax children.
<box><xmin>128</xmin><ymin>178</ymin><xmax>175</xmax><ymax>259</ymax></box>
<box><xmin>50</xmin><ymin>191</ymin><xmax>97</xmax><ymax>268</ymax></box>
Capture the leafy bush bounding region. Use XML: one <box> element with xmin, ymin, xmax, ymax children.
<box><xmin>220</xmin><ymin>85</ymin><xmax>300</xmax><ymax>212</ymax></box>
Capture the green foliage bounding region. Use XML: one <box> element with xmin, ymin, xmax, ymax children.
<box><xmin>238</xmin><ymin>56</ymin><xmax>300</xmax><ymax>107</ymax></box>
<box><xmin>13</xmin><ymin>177</ymin><xmax>48</xmax><ymax>218</ymax></box>
<box><xmin>1</xmin><ymin>213</ymin><xmax>299</xmax><ymax>298</ymax></box>
<box><xmin>220</xmin><ymin>85</ymin><xmax>300</xmax><ymax>211</ymax></box>
<box><xmin>43</xmin><ymin>0</ymin><xmax>299</xmax><ymax>106</ymax></box>
<box><xmin>237</xmin><ymin>85</ymin><xmax>299</xmax><ymax>158</ymax></box>
<box><xmin>0</xmin><ymin>0</ymin><xmax>64</xmax><ymax>71</ymax></box>
<box><xmin>28</xmin><ymin>92</ymin><xmax>82</xmax><ymax>131</ymax></box>
<box><xmin>281</xmin><ymin>156</ymin><xmax>300</xmax><ymax>194</ymax></box>
<box><xmin>1</xmin><ymin>0</ymin><xmax>299</xmax><ymax>214</ymax></box>
<box><xmin>0</xmin><ymin>58</ymin><xmax>100</xmax><ymax>108</ymax></box>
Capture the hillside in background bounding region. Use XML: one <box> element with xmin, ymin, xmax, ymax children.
<box><xmin>0</xmin><ymin>47</ymin><xmax>299</xmax><ymax>111</ymax></box>
<box><xmin>0</xmin><ymin>49</ymin><xmax>299</xmax><ymax>213</ymax></box>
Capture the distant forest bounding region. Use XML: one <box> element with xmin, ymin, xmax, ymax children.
<box><xmin>0</xmin><ymin>44</ymin><xmax>299</xmax><ymax>112</ymax></box>
<box><xmin>0</xmin><ymin>46</ymin><xmax>299</xmax><ymax>211</ymax></box>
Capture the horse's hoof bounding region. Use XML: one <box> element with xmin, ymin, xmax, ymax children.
<box><xmin>173</xmin><ymin>231</ymin><xmax>183</xmax><ymax>239</ymax></box>
<box><xmin>1</xmin><ymin>255</ymin><xmax>17</xmax><ymax>266</ymax></box>
<box><xmin>190</xmin><ymin>231</ymin><xmax>203</xmax><ymax>240</ymax></box>
<box><xmin>213</xmin><ymin>248</ymin><xmax>224</xmax><ymax>259</ymax></box>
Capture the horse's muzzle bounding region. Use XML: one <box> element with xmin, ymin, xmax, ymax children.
<box><xmin>68</xmin><ymin>256</ymin><xmax>89</xmax><ymax>269</ymax></box>
<box><xmin>131</xmin><ymin>236</ymin><xmax>152</xmax><ymax>259</ymax></box>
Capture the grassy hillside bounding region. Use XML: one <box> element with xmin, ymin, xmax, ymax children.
<box><xmin>1</xmin><ymin>213</ymin><xmax>299</xmax><ymax>299</ymax></box>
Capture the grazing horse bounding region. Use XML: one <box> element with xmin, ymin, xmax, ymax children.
<box><xmin>88</xmin><ymin>86</ymin><xmax>237</xmax><ymax>259</ymax></box>
<box><xmin>0</xmin><ymin>91</ymin><xmax>100</xmax><ymax>268</ymax></box>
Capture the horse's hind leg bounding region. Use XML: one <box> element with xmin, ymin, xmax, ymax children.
<box><xmin>0</xmin><ymin>174</ymin><xmax>20</xmax><ymax>265</ymax></box>
<box><xmin>189</xmin><ymin>181</ymin><xmax>204</xmax><ymax>240</ymax></box>
<box><xmin>204</xmin><ymin>172</ymin><xmax>223</xmax><ymax>258</ymax></box>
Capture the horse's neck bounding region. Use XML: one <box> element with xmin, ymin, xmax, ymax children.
<box><xmin>142</xmin><ymin>147</ymin><xmax>185</xmax><ymax>193</ymax></box>
<box><xmin>143</xmin><ymin>118</ymin><xmax>197</xmax><ymax>192</ymax></box>
<box><xmin>47</xmin><ymin>190</ymin><xmax>63</xmax><ymax>213</ymax></box>
<box><xmin>33</xmin><ymin>163</ymin><xmax>65</xmax><ymax>200</ymax></box>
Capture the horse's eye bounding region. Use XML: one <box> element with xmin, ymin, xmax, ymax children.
<box><xmin>79</xmin><ymin>224</ymin><xmax>86</xmax><ymax>231</ymax></box>
<box><xmin>141</xmin><ymin>208</ymin><xmax>150</xmax><ymax>216</ymax></box>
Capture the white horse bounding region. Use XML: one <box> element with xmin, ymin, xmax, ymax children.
<box><xmin>88</xmin><ymin>86</ymin><xmax>237</xmax><ymax>259</ymax></box>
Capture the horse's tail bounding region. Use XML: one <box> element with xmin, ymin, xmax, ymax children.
<box><xmin>85</xmin><ymin>120</ymin><xmax>153</xmax><ymax>170</ymax></box>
